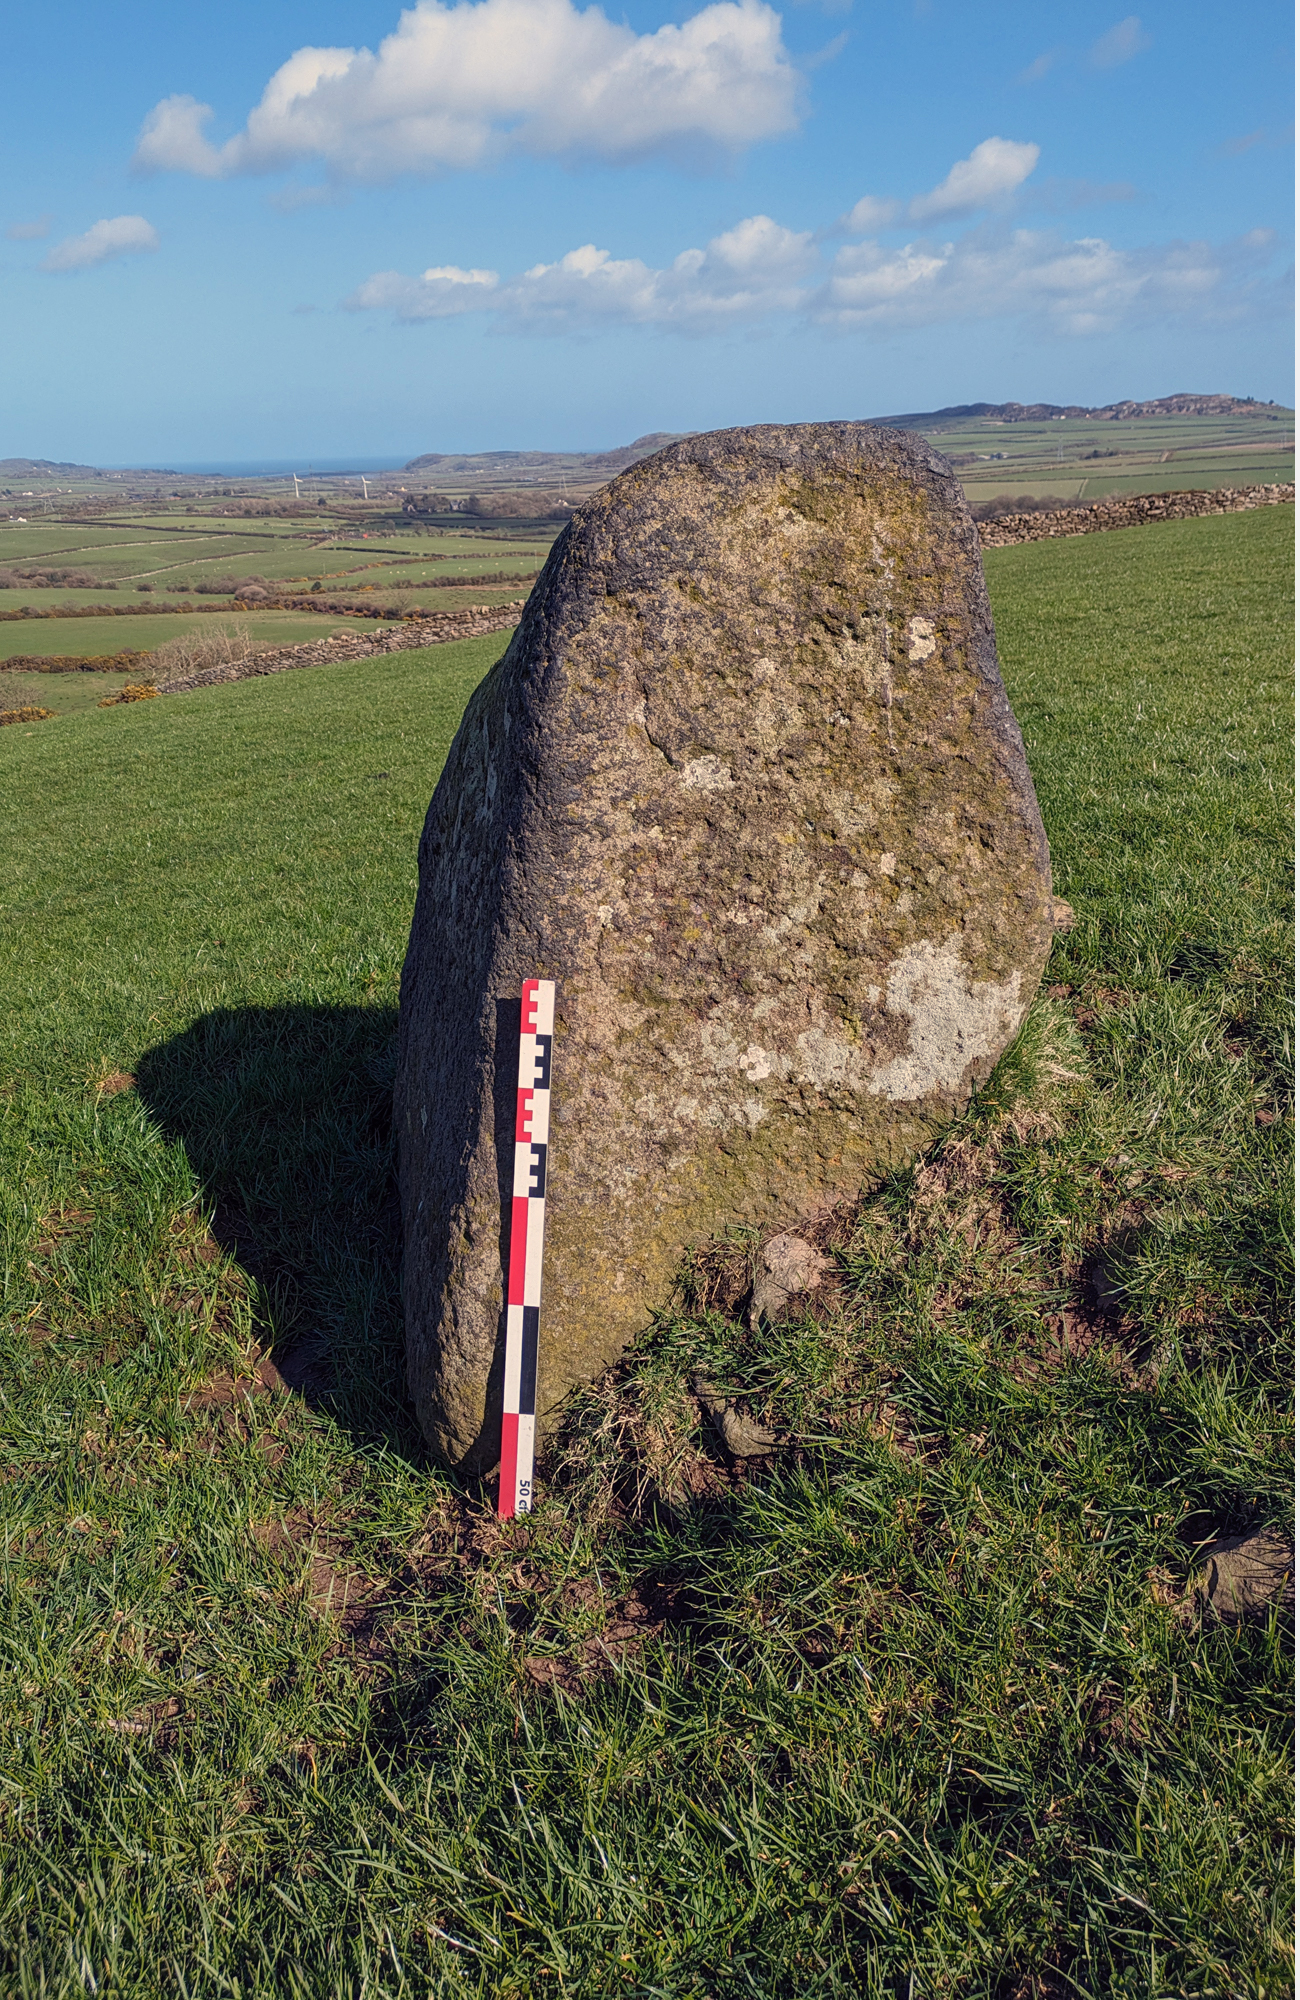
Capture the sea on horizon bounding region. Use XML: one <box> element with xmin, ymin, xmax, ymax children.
<box><xmin>124</xmin><ymin>459</ymin><xmax>412</xmax><ymax>478</ymax></box>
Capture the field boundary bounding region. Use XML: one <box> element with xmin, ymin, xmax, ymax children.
<box><xmin>148</xmin><ymin>483</ymin><xmax>1294</xmax><ymax>696</ymax></box>
<box><xmin>978</xmin><ymin>481</ymin><xmax>1294</xmax><ymax>546</ymax></box>
<box><xmin>155</xmin><ymin>599</ymin><xmax>525</xmax><ymax>693</ymax></box>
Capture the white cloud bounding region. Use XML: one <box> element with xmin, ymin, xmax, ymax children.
<box><xmin>1016</xmin><ymin>50</ymin><xmax>1057</xmax><ymax>84</ymax></box>
<box><xmin>907</xmin><ymin>138</ymin><xmax>1040</xmax><ymax>221</ymax></box>
<box><xmin>349</xmin><ymin>208</ymin><xmax>1282</xmax><ymax>341</ymax></box>
<box><xmin>838</xmin><ymin>193</ymin><xmax>900</xmax><ymax>234</ymax></box>
<box><xmin>133</xmin><ymin>0</ymin><xmax>801</xmax><ymax>180</ymax></box>
<box><xmin>818</xmin><ymin>226</ymin><xmax>1275</xmax><ymax>336</ymax></box>
<box><xmin>41</xmin><ymin>216</ymin><xmax>160</xmax><ymax>272</ymax></box>
<box><xmin>1089</xmin><ymin>15</ymin><xmax>1151</xmax><ymax>68</ymax></box>
<box><xmin>352</xmin><ymin>263</ymin><xmax>501</xmax><ymax>317</ymax></box>
<box><xmin>837</xmin><ymin>137</ymin><xmax>1040</xmax><ymax>237</ymax></box>
<box><xmin>6</xmin><ymin>213</ymin><xmax>52</xmax><ymax>241</ymax></box>
<box><xmin>348</xmin><ymin>215</ymin><xmax>817</xmax><ymax>329</ymax></box>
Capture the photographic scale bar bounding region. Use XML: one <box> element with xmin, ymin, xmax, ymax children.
<box><xmin>499</xmin><ymin>977</ymin><xmax>554</xmax><ymax>1518</ymax></box>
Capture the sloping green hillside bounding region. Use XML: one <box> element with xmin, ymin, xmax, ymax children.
<box><xmin>0</xmin><ymin>509</ymin><xmax>1292</xmax><ymax>1998</ymax></box>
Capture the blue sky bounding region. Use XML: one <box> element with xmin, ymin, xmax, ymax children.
<box><xmin>3</xmin><ymin>0</ymin><xmax>1293</xmax><ymax>461</ymax></box>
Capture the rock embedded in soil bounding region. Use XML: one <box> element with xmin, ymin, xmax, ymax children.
<box><xmin>692</xmin><ymin>1376</ymin><xmax>779</xmax><ymax>1459</ymax></box>
<box><xmin>396</xmin><ymin>422</ymin><xmax>1054</xmax><ymax>1470</ymax></box>
<box><xmin>748</xmin><ymin>1233</ymin><xmax>830</xmax><ymax>1331</ymax></box>
<box><xmin>1192</xmin><ymin>1528</ymin><xmax>1294</xmax><ymax>1624</ymax></box>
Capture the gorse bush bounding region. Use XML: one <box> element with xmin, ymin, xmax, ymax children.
<box><xmin>97</xmin><ymin>683</ymin><xmax>159</xmax><ymax>707</ymax></box>
<box><xmin>181</xmin><ymin>574</ymin><xmax>271</xmax><ymax>597</ymax></box>
<box><xmin>0</xmin><ymin>703</ymin><xmax>55</xmax><ymax>725</ymax></box>
<box><xmin>0</xmin><ymin>565</ymin><xmax>115</xmax><ymax>589</ymax></box>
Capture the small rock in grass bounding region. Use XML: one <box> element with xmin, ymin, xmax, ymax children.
<box><xmin>1193</xmin><ymin>1527</ymin><xmax>1294</xmax><ymax>1624</ymax></box>
<box><xmin>692</xmin><ymin>1376</ymin><xmax>779</xmax><ymax>1458</ymax></box>
<box><xmin>748</xmin><ymin>1232</ymin><xmax>830</xmax><ymax>1331</ymax></box>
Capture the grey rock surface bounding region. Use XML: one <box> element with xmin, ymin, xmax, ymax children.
<box><xmin>692</xmin><ymin>1376</ymin><xmax>779</xmax><ymax>1459</ymax></box>
<box><xmin>748</xmin><ymin>1233</ymin><xmax>830</xmax><ymax>1331</ymax></box>
<box><xmin>395</xmin><ymin>422</ymin><xmax>1054</xmax><ymax>1469</ymax></box>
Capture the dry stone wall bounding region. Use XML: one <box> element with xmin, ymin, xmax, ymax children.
<box><xmin>150</xmin><ymin>485</ymin><xmax>1292</xmax><ymax>699</ymax></box>
<box><xmin>978</xmin><ymin>482</ymin><xmax>1293</xmax><ymax>549</ymax></box>
<box><xmin>155</xmin><ymin>601</ymin><xmax>525</xmax><ymax>695</ymax></box>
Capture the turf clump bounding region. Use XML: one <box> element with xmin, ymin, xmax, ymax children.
<box><xmin>0</xmin><ymin>513</ymin><xmax>1291</xmax><ymax>1998</ymax></box>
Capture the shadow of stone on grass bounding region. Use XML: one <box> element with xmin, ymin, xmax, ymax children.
<box><xmin>135</xmin><ymin>1002</ymin><xmax>424</xmax><ymax>1461</ymax></box>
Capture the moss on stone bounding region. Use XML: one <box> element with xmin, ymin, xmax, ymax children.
<box><xmin>396</xmin><ymin>424</ymin><xmax>1053</xmax><ymax>1469</ymax></box>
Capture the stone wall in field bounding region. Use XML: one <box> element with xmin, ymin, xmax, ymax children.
<box><xmin>152</xmin><ymin>481</ymin><xmax>1294</xmax><ymax>697</ymax></box>
<box><xmin>154</xmin><ymin>600</ymin><xmax>526</xmax><ymax>695</ymax></box>
<box><xmin>978</xmin><ymin>482</ymin><xmax>1294</xmax><ymax>548</ymax></box>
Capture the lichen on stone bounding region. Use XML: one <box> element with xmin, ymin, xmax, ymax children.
<box><xmin>396</xmin><ymin>422</ymin><xmax>1054</xmax><ymax>1469</ymax></box>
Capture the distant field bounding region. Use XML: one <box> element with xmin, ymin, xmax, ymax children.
<box><xmin>932</xmin><ymin>410</ymin><xmax>1293</xmax><ymax>508</ymax></box>
<box><xmin>1</xmin><ymin>669</ymin><xmax>151</xmax><ymax>717</ymax></box>
<box><xmin>0</xmin><ymin>517</ymin><xmax>552</xmax><ymax>600</ymax></box>
<box><xmin>5</xmin><ymin>413</ymin><xmax>1290</xmax><ymax>577</ymax></box>
<box><xmin>0</xmin><ymin>526</ymin><xmax>277</xmax><ymax>569</ymax></box>
<box><xmin>77</xmin><ymin>514</ymin><xmax>551</xmax><ymax>556</ymax></box>
<box><xmin>0</xmin><ymin>610</ymin><xmax>354</xmax><ymax>664</ymax></box>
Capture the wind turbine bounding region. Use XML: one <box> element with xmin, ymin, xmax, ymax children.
<box><xmin>361</xmin><ymin>475</ymin><xmax>370</xmax><ymax>500</ymax></box>
<box><xmin>293</xmin><ymin>473</ymin><xmax>302</xmax><ymax>499</ymax></box>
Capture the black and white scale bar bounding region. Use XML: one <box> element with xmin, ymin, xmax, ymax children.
<box><xmin>499</xmin><ymin>978</ymin><xmax>554</xmax><ymax>1518</ymax></box>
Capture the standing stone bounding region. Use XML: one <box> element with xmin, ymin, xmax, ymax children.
<box><xmin>395</xmin><ymin>423</ymin><xmax>1053</xmax><ymax>1470</ymax></box>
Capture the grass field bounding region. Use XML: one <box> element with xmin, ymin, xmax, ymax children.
<box><xmin>0</xmin><ymin>609</ymin><xmax>356</xmax><ymax>665</ymax></box>
<box><xmin>924</xmin><ymin>411</ymin><xmax>1294</xmax><ymax>511</ymax></box>
<box><xmin>0</xmin><ymin>518</ymin><xmax>552</xmax><ymax>605</ymax></box>
<box><xmin>0</xmin><ymin>507</ymin><xmax>1292</xmax><ymax>1997</ymax></box>
<box><xmin>0</xmin><ymin>601</ymin><xmax>526</xmax><ymax>703</ymax></box>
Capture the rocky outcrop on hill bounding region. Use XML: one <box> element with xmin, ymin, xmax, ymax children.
<box><xmin>874</xmin><ymin>395</ymin><xmax>1287</xmax><ymax>430</ymax></box>
<box><xmin>154</xmin><ymin>601</ymin><xmax>524</xmax><ymax>695</ymax></box>
<box><xmin>978</xmin><ymin>482</ymin><xmax>1293</xmax><ymax>548</ymax></box>
<box><xmin>394</xmin><ymin>422</ymin><xmax>1055</xmax><ymax>1470</ymax></box>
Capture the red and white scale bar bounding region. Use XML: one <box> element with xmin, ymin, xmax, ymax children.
<box><xmin>499</xmin><ymin>978</ymin><xmax>555</xmax><ymax>1518</ymax></box>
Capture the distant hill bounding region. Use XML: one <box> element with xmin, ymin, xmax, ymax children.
<box><xmin>868</xmin><ymin>394</ymin><xmax>1285</xmax><ymax>430</ymax></box>
<box><xmin>404</xmin><ymin>432</ymin><xmax>694</xmax><ymax>476</ymax></box>
<box><xmin>0</xmin><ymin>457</ymin><xmax>178</xmax><ymax>479</ymax></box>
<box><xmin>0</xmin><ymin>457</ymin><xmax>102</xmax><ymax>476</ymax></box>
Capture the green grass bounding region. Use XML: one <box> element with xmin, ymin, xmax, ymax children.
<box><xmin>0</xmin><ymin>509</ymin><xmax>548</xmax><ymax>633</ymax></box>
<box><xmin>0</xmin><ymin>527</ymin><xmax>280</xmax><ymax>574</ymax></box>
<box><xmin>961</xmin><ymin>456</ymin><xmax>1296</xmax><ymax>510</ymax></box>
<box><xmin>1</xmin><ymin>672</ymin><xmax>142</xmax><ymax>717</ymax></box>
<box><xmin>0</xmin><ymin>512</ymin><xmax>1292</xmax><ymax>1997</ymax></box>
<box><xmin>0</xmin><ymin>519</ymin><xmax>557</xmax><ymax>597</ymax></box>
<box><xmin>918</xmin><ymin>408</ymin><xmax>1294</xmax><ymax>510</ymax></box>
<box><xmin>0</xmin><ymin>610</ymin><xmax>359</xmax><ymax>672</ymax></box>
